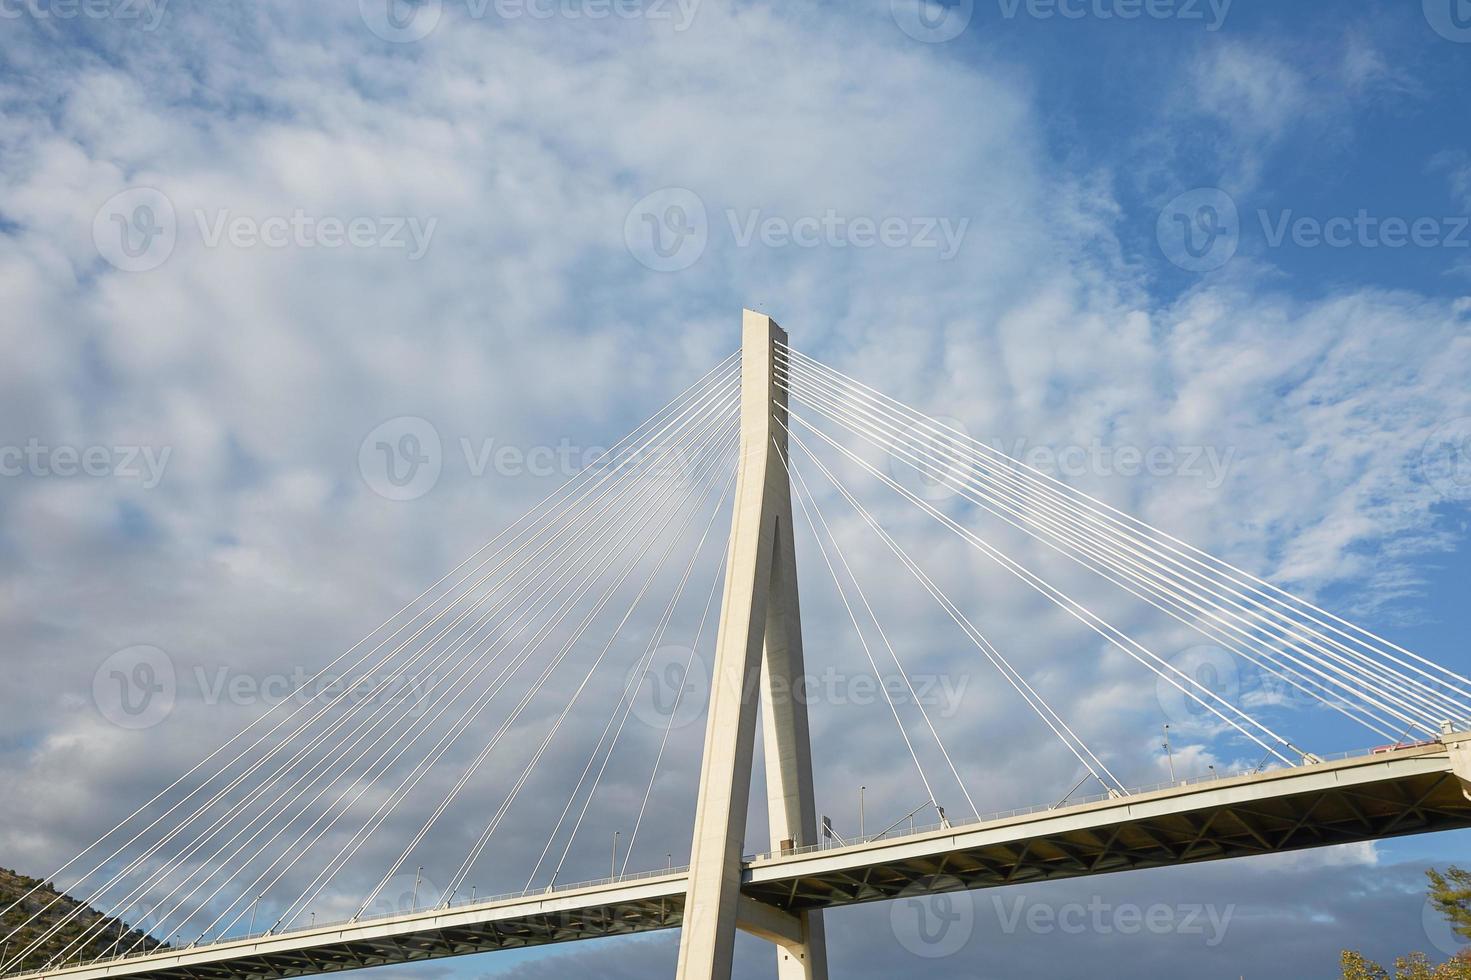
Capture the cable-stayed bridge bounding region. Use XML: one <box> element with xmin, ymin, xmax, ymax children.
<box><xmin>6</xmin><ymin>311</ymin><xmax>1471</xmax><ymax>980</ymax></box>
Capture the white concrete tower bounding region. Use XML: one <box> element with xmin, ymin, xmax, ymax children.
<box><xmin>675</xmin><ymin>311</ymin><xmax>828</xmax><ymax>980</ymax></box>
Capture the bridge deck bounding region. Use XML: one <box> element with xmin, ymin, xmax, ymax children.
<box><xmin>21</xmin><ymin>742</ymin><xmax>1471</xmax><ymax>980</ymax></box>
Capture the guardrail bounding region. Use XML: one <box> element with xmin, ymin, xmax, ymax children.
<box><xmin>46</xmin><ymin>863</ymin><xmax>692</xmax><ymax>975</ymax></box>
<box><xmin>34</xmin><ymin>738</ymin><xmax>1447</xmax><ymax>977</ymax></box>
<box><xmin>748</xmin><ymin>740</ymin><xmax>1440</xmax><ymax>862</ymax></box>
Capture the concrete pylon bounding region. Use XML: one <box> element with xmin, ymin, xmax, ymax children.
<box><xmin>675</xmin><ymin>311</ymin><xmax>828</xmax><ymax>980</ymax></box>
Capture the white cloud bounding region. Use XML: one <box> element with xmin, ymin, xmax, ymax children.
<box><xmin>1</xmin><ymin>4</ymin><xmax>1468</xmax><ymax>978</ymax></box>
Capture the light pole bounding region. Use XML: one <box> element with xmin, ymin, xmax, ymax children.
<box><xmin>859</xmin><ymin>785</ymin><xmax>866</xmax><ymax>838</ymax></box>
<box><xmin>411</xmin><ymin>867</ymin><xmax>422</xmax><ymax>911</ymax></box>
<box><xmin>612</xmin><ymin>831</ymin><xmax>621</xmax><ymax>880</ymax></box>
<box><xmin>1162</xmin><ymin>724</ymin><xmax>1176</xmax><ymax>782</ymax></box>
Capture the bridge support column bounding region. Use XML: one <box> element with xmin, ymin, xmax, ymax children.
<box><xmin>676</xmin><ymin>311</ymin><xmax>828</xmax><ymax>980</ymax></box>
<box><xmin>1445</xmin><ymin>730</ymin><xmax>1471</xmax><ymax>802</ymax></box>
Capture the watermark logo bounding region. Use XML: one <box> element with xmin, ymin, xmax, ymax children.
<box><xmin>890</xmin><ymin>876</ymin><xmax>974</xmax><ymax>958</ymax></box>
<box><xmin>623</xmin><ymin>190</ymin><xmax>969</xmax><ymax>270</ymax></box>
<box><xmin>891</xmin><ymin>0</ymin><xmax>973</xmax><ymax>43</ymax></box>
<box><xmin>359</xmin><ymin>416</ymin><xmax>444</xmax><ymax>501</ymax></box>
<box><xmin>885</xmin><ymin>414</ymin><xmax>973</xmax><ymax>502</ymax></box>
<box><xmin>0</xmin><ymin>440</ymin><xmax>171</xmax><ymax>488</ymax></box>
<box><xmin>360</xmin><ymin>0</ymin><xmax>698</xmax><ymax>40</ymax></box>
<box><xmin>1157</xmin><ymin>643</ymin><xmax>1330</xmax><ymax>728</ymax></box>
<box><xmin>1424</xmin><ymin>0</ymin><xmax>1471</xmax><ymax>43</ymax></box>
<box><xmin>626</xmin><ymin>645</ymin><xmax>709</xmax><ymax>731</ymax></box>
<box><xmin>93</xmin><ymin>189</ymin><xmax>437</xmax><ymax>270</ymax></box>
<box><xmin>624</xmin><ymin>187</ymin><xmax>708</xmax><ymax>272</ymax></box>
<box><xmin>0</xmin><ymin>0</ymin><xmax>169</xmax><ymax>30</ymax></box>
<box><xmin>359</xmin><ymin>0</ymin><xmax>442</xmax><ymax>42</ymax></box>
<box><xmin>1156</xmin><ymin>644</ymin><xmax>1241</xmax><ymax>726</ymax></box>
<box><xmin>194</xmin><ymin>209</ymin><xmax>437</xmax><ymax>259</ymax></box>
<box><xmin>1424</xmin><ymin>894</ymin><xmax>1471</xmax><ymax>958</ymax></box>
<box><xmin>1422</xmin><ymin>417</ymin><xmax>1471</xmax><ymax>502</ymax></box>
<box><xmin>992</xmin><ymin>894</ymin><xmax>1234</xmax><ymax>944</ymax></box>
<box><xmin>1162</xmin><ymin>188</ymin><xmax>1470</xmax><ymax>273</ymax></box>
<box><xmin>989</xmin><ymin>436</ymin><xmax>1236</xmax><ymax>489</ymax></box>
<box><xmin>94</xmin><ymin>187</ymin><xmax>177</xmax><ymax>273</ymax></box>
<box><xmin>1258</xmin><ymin>210</ymin><xmax>1470</xmax><ymax>251</ymax></box>
<box><xmin>997</xmin><ymin>0</ymin><xmax>1230</xmax><ymax>30</ymax></box>
<box><xmin>726</xmin><ymin>209</ymin><xmax>968</xmax><ymax>260</ymax></box>
<box><xmin>93</xmin><ymin>645</ymin><xmax>177</xmax><ymax>730</ymax></box>
<box><xmin>191</xmin><ymin>665</ymin><xmax>435</xmax><ymax>715</ymax></box>
<box><xmin>713</xmin><ymin>667</ymin><xmax>972</xmax><ymax>717</ymax></box>
<box><xmin>1157</xmin><ymin>187</ymin><xmax>1239</xmax><ymax>273</ymax></box>
<box><xmin>361</xmin><ymin>870</ymin><xmax>443</xmax><ymax>918</ymax></box>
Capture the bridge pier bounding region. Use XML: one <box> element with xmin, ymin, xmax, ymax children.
<box><xmin>675</xmin><ymin>311</ymin><xmax>828</xmax><ymax>980</ymax></box>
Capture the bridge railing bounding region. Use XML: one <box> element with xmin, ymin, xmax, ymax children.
<box><xmin>750</xmin><ymin>742</ymin><xmax>1412</xmax><ymax>862</ymax></box>
<box><xmin>55</xmin><ymin>741</ymin><xmax>1426</xmax><ymax>973</ymax></box>
<box><xmin>73</xmin><ymin>863</ymin><xmax>693</xmax><ymax>974</ymax></box>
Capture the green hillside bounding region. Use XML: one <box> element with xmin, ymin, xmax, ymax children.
<box><xmin>0</xmin><ymin>868</ymin><xmax>168</xmax><ymax>976</ymax></box>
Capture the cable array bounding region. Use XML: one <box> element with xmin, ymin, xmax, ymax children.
<box><xmin>2</xmin><ymin>355</ymin><xmax>742</xmax><ymax>975</ymax></box>
<box><xmin>774</xmin><ymin>342</ymin><xmax>1471</xmax><ymax>755</ymax></box>
<box><xmin>9</xmin><ymin>335</ymin><xmax>1467</xmax><ymax>979</ymax></box>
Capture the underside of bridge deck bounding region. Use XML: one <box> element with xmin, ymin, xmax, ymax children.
<box><xmin>743</xmin><ymin>744</ymin><xmax>1471</xmax><ymax>913</ymax></box>
<box><xmin>22</xmin><ymin>745</ymin><xmax>1471</xmax><ymax>980</ymax></box>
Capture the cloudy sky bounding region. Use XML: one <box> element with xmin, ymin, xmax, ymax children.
<box><xmin>2</xmin><ymin>0</ymin><xmax>1471</xmax><ymax>977</ymax></box>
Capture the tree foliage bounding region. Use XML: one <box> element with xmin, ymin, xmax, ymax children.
<box><xmin>1341</xmin><ymin>866</ymin><xmax>1471</xmax><ymax>979</ymax></box>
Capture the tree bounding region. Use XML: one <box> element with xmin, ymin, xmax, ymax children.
<box><xmin>1340</xmin><ymin>950</ymin><xmax>1471</xmax><ymax>980</ymax></box>
<box><xmin>1428</xmin><ymin>867</ymin><xmax>1471</xmax><ymax>945</ymax></box>
<box><xmin>1340</xmin><ymin>867</ymin><xmax>1471</xmax><ymax>979</ymax></box>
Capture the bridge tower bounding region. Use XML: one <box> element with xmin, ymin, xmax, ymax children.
<box><xmin>676</xmin><ymin>311</ymin><xmax>828</xmax><ymax>980</ymax></box>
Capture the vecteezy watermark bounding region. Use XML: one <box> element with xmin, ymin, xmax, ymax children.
<box><xmin>1256</xmin><ymin>210</ymin><xmax>1471</xmax><ymax>251</ymax></box>
<box><xmin>94</xmin><ymin>187</ymin><xmax>177</xmax><ymax>273</ymax></box>
<box><xmin>1156</xmin><ymin>643</ymin><xmax>1338</xmax><ymax>730</ymax></box>
<box><xmin>1424</xmin><ymin>893</ymin><xmax>1471</xmax><ymax>958</ymax></box>
<box><xmin>891</xmin><ymin>0</ymin><xmax>972</xmax><ymax>42</ymax></box>
<box><xmin>0</xmin><ymin>0</ymin><xmax>168</xmax><ymax>30</ymax></box>
<box><xmin>623</xmin><ymin>187</ymin><xmax>709</xmax><ymax>273</ymax></box>
<box><xmin>1157</xmin><ymin>187</ymin><xmax>1240</xmax><ymax>273</ymax></box>
<box><xmin>358</xmin><ymin>0</ymin><xmax>699</xmax><ymax>43</ymax></box>
<box><xmin>991</xmin><ymin>436</ymin><xmax>1236</xmax><ymax>489</ymax></box>
<box><xmin>991</xmin><ymin>894</ymin><xmax>1235</xmax><ymax>945</ymax></box>
<box><xmin>0</xmin><ymin>439</ymin><xmax>171</xmax><ymax>488</ymax></box>
<box><xmin>890</xmin><ymin>0</ymin><xmax>1229</xmax><ymax>43</ymax></box>
<box><xmin>1424</xmin><ymin>0</ymin><xmax>1471</xmax><ymax>43</ymax></box>
<box><xmin>1422</xmin><ymin>417</ymin><xmax>1471</xmax><ymax>502</ymax></box>
<box><xmin>357</xmin><ymin>416</ymin><xmax>719</xmax><ymax>501</ymax></box>
<box><xmin>707</xmin><ymin>667</ymin><xmax>973</xmax><ymax>718</ymax></box>
<box><xmin>630</xmin><ymin>664</ymin><xmax>974</xmax><ymax>733</ymax></box>
<box><xmin>190</xmin><ymin>665</ymin><xmax>435</xmax><ymax>714</ymax></box>
<box><xmin>885</xmin><ymin>415</ymin><xmax>976</xmax><ymax>503</ymax></box>
<box><xmin>93</xmin><ymin>645</ymin><xmax>177</xmax><ymax>730</ymax></box>
<box><xmin>1158</xmin><ymin>186</ymin><xmax>1471</xmax><ymax>273</ymax></box>
<box><xmin>360</xmin><ymin>870</ymin><xmax>444</xmax><ymax>918</ymax></box>
<box><xmin>625</xmin><ymin>646</ymin><xmax>709</xmax><ymax>731</ymax></box>
<box><xmin>359</xmin><ymin>417</ymin><xmax>444</xmax><ymax>501</ymax></box>
<box><xmin>93</xmin><ymin>187</ymin><xmax>438</xmax><ymax>272</ymax></box>
<box><xmin>194</xmin><ymin>209</ymin><xmax>437</xmax><ymax>259</ymax></box>
<box><xmin>890</xmin><ymin>877</ymin><xmax>975</xmax><ymax>958</ymax></box>
<box><xmin>623</xmin><ymin>188</ymin><xmax>970</xmax><ymax>272</ymax></box>
<box><xmin>996</xmin><ymin>0</ymin><xmax>1230</xmax><ymax>29</ymax></box>
<box><xmin>92</xmin><ymin>650</ymin><xmax>438</xmax><ymax>730</ymax></box>
<box><xmin>726</xmin><ymin>209</ymin><xmax>969</xmax><ymax>261</ymax></box>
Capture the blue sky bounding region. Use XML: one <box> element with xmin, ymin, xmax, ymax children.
<box><xmin>2</xmin><ymin>1</ymin><xmax>1471</xmax><ymax>978</ymax></box>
